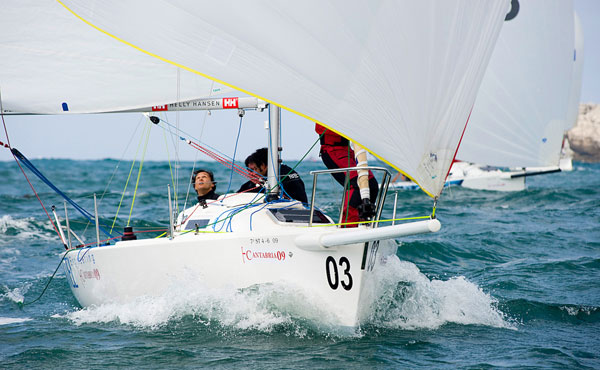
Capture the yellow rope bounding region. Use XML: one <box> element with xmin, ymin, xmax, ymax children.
<box><xmin>308</xmin><ymin>215</ymin><xmax>431</xmax><ymax>228</ymax></box>
<box><xmin>127</xmin><ymin>122</ymin><xmax>152</xmax><ymax>226</ymax></box>
<box><xmin>154</xmin><ymin>229</ymin><xmax>226</xmax><ymax>239</ymax></box>
<box><xmin>110</xmin><ymin>121</ymin><xmax>149</xmax><ymax>233</ymax></box>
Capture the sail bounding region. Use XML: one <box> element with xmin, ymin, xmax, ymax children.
<box><xmin>565</xmin><ymin>11</ymin><xmax>584</xmax><ymax>130</ymax></box>
<box><xmin>0</xmin><ymin>0</ymin><xmax>231</xmax><ymax>114</ymax></box>
<box><xmin>56</xmin><ymin>0</ymin><xmax>508</xmax><ymax>198</ymax></box>
<box><xmin>456</xmin><ymin>0</ymin><xmax>575</xmax><ymax>168</ymax></box>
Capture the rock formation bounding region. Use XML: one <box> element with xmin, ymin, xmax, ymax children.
<box><xmin>567</xmin><ymin>104</ymin><xmax>600</xmax><ymax>162</ymax></box>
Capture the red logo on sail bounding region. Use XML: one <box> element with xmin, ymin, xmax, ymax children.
<box><xmin>152</xmin><ymin>105</ymin><xmax>168</xmax><ymax>111</ymax></box>
<box><xmin>222</xmin><ymin>98</ymin><xmax>238</xmax><ymax>109</ymax></box>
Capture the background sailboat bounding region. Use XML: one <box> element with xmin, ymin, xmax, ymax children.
<box><xmin>1</xmin><ymin>0</ymin><xmax>509</xmax><ymax>327</ymax></box>
<box><xmin>451</xmin><ymin>0</ymin><xmax>577</xmax><ymax>191</ymax></box>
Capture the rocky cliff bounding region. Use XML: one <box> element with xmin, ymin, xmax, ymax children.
<box><xmin>567</xmin><ymin>104</ymin><xmax>600</xmax><ymax>162</ymax></box>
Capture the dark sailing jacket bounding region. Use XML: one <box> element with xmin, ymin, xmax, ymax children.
<box><xmin>237</xmin><ymin>164</ymin><xmax>308</xmax><ymax>203</ymax></box>
<box><xmin>197</xmin><ymin>189</ymin><xmax>220</xmax><ymax>202</ymax></box>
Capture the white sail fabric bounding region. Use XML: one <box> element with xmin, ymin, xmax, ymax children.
<box><xmin>457</xmin><ymin>0</ymin><xmax>574</xmax><ymax>168</ymax></box>
<box><xmin>57</xmin><ymin>0</ymin><xmax>508</xmax><ymax>198</ymax></box>
<box><xmin>0</xmin><ymin>0</ymin><xmax>231</xmax><ymax>114</ymax></box>
<box><xmin>565</xmin><ymin>11</ymin><xmax>584</xmax><ymax>130</ymax></box>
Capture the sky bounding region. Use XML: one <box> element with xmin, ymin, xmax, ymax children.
<box><xmin>1</xmin><ymin>0</ymin><xmax>598</xmax><ymax>163</ymax></box>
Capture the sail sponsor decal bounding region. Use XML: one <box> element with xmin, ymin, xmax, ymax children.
<box><xmin>151</xmin><ymin>98</ymin><xmax>238</xmax><ymax>111</ymax></box>
<box><xmin>222</xmin><ymin>97</ymin><xmax>238</xmax><ymax>109</ymax></box>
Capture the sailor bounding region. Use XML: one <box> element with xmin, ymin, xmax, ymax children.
<box><xmin>315</xmin><ymin>123</ymin><xmax>378</xmax><ymax>227</ymax></box>
<box><xmin>237</xmin><ymin>148</ymin><xmax>308</xmax><ymax>203</ymax></box>
<box><xmin>192</xmin><ymin>169</ymin><xmax>220</xmax><ymax>203</ymax></box>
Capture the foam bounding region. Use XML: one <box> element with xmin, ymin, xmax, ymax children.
<box><xmin>57</xmin><ymin>256</ymin><xmax>513</xmax><ymax>335</ymax></box>
<box><xmin>365</xmin><ymin>256</ymin><xmax>514</xmax><ymax>330</ymax></box>
<box><xmin>60</xmin><ymin>277</ymin><xmax>342</xmax><ymax>336</ymax></box>
<box><xmin>1</xmin><ymin>284</ymin><xmax>29</xmax><ymax>304</ymax></box>
<box><xmin>0</xmin><ymin>317</ymin><xmax>33</xmax><ymax>325</ymax></box>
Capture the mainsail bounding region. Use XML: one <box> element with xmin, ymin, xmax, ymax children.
<box><xmin>55</xmin><ymin>0</ymin><xmax>509</xmax><ymax>198</ymax></box>
<box><xmin>456</xmin><ymin>0</ymin><xmax>575</xmax><ymax>168</ymax></box>
<box><xmin>0</xmin><ymin>0</ymin><xmax>231</xmax><ymax>115</ymax></box>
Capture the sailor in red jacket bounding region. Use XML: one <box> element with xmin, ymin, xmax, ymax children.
<box><xmin>315</xmin><ymin>123</ymin><xmax>378</xmax><ymax>227</ymax></box>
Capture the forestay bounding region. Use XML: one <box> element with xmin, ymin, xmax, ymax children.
<box><xmin>457</xmin><ymin>0</ymin><xmax>575</xmax><ymax>168</ymax></box>
<box><xmin>0</xmin><ymin>0</ymin><xmax>231</xmax><ymax>115</ymax></box>
<box><xmin>58</xmin><ymin>0</ymin><xmax>508</xmax><ymax>198</ymax></box>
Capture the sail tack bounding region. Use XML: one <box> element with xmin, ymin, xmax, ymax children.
<box><xmin>10</xmin><ymin>0</ymin><xmax>509</xmax><ymax>197</ymax></box>
<box><xmin>457</xmin><ymin>0</ymin><xmax>575</xmax><ymax>168</ymax></box>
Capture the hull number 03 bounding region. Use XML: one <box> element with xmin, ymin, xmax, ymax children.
<box><xmin>325</xmin><ymin>256</ymin><xmax>353</xmax><ymax>290</ymax></box>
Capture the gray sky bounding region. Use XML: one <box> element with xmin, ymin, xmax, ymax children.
<box><xmin>1</xmin><ymin>0</ymin><xmax>598</xmax><ymax>162</ymax></box>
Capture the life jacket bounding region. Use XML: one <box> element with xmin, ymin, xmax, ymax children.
<box><xmin>315</xmin><ymin>123</ymin><xmax>349</xmax><ymax>146</ymax></box>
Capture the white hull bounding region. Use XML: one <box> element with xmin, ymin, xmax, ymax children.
<box><xmin>390</xmin><ymin>162</ymin><xmax>526</xmax><ymax>192</ymax></box>
<box><xmin>62</xmin><ymin>194</ymin><xmax>436</xmax><ymax>328</ymax></box>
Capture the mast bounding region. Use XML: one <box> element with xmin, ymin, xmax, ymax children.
<box><xmin>266</xmin><ymin>104</ymin><xmax>281</xmax><ymax>202</ymax></box>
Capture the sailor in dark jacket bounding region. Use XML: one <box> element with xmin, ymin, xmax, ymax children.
<box><xmin>237</xmin><ymin>148</ymin><xmax>308</xmax><ymax>203</ymax></box>
<box><xmin>192</xmin><ymin>169</ymin><xmax>220</xmax><ymax>202</ymax></box>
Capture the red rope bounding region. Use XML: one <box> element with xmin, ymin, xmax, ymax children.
<box><xmin>185</xmin><ymin>139</ymin><xmax>256</xmax><ymax>180</ymax></box>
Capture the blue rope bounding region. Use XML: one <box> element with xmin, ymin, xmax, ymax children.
<box><xmin>11</xmin><ymin>148</ymin><xmax>116</xmax><ymax>238</ymax></box>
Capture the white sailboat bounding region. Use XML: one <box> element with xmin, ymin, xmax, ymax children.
<box><xmin>0</xmin><ymin>0</ymin><xmax>509</xmax><ymax>328</ymax></box>
<box><xmin>392</xmin><ymin>0</ymin><xmax>580</xmax><ymax>192</ymax></box>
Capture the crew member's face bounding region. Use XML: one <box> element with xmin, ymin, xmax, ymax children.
<box><xmin>247</xmin><ymin>162</ymin><xmax>268</xmax><ymax>177</ymax></box>
<box><xmin>194</xmin><ymin>172</ymin><xmax>214</xmax><ymax>195</ymax></box>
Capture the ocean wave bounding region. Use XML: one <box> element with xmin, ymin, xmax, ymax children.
<box><xmin>0</xmin><ymin>215</ymin><xmax>58</xmax><ymax>242</ymax></box>
<box><xmin>364</xmin><ymin>256</ymin><xmax>515</xmax><ymax>330</ymax></box>
<box><xmin>500</xmin><ymin>298</ymin><xmax>600</xmax><ymax>323</ymax></box>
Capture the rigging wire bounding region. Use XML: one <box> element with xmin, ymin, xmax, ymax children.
<box><xmin>127</xmin><ymin>120</ymin><xmax>152</xmax><ymax>226</ymax></box>
<box><xmin>0</xmin><ymin>90</ymin><xmax>63</xmax><ymax>243</ymax></box>
<box><xmin>110</xmin><ymin>118</ymin><xmax>151</xmax><ymax>233</ymax></box>
<box><xmin>11</xmin><ymin>149</ymin><xmax>115</xmax><ymax>237</ymax></box>
<box><xmin>93</xmin><ymin>115</ymin><xmax>145</xmax><ymax>236</ymax></box>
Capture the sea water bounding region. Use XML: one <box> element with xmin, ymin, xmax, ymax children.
<box><xmin>0</xmin><ymin>159</ymin><xmax>598</xmax><ymax>369</ymax></box>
